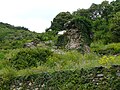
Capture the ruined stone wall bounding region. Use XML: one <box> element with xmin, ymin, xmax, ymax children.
<box><xmin>1</xmin><ymin>65</ymin><xmax>120</xmax><ymax>90</ymax></box>
<box><xmin>63</xmin><ymin>28</ymin><xmax>90</xmax><ymax>53</ymax></box>
<box><xmin>65</xmin><ymin>28</ymin><xmax>81</xmax><ymax>49</ymax></box>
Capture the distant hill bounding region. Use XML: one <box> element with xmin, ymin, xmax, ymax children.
<box><xmin>0</xmin><ymin>22</ymin><xmax>39</xmax><ymax>49</ymax></box>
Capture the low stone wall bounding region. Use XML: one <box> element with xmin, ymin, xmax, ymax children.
<box><xmin>1</xmin><ymin>65</ymin><xmax>120</xmax><ymax>90</ymax></box>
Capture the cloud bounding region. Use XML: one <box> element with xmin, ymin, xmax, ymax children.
<box><xmin>0</xmin><ymin>0</ymin><xmax>113</xmax><ymax>33</ymax></box>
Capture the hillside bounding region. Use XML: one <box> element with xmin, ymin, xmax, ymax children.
<box><xmin>0</xmin><ymin>0</ymin><xmax>120</xmax><ymax>90</ymax></box>
<box><xmin>0</xmin><ymin>22</ymin><xmax>40</xmax><ymax>49</ymax></box>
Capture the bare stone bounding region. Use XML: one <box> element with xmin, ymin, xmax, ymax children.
<box><xmin>116</xmin><ymin>72</ymin><xmax>120</xmax><ymax>76</ymax></box>
<box><xmin>97</xmin><ymin>74</ymin><xmax>104</xmax><ymax>77</ymax></box>
<box><xmin>64</xmin><ymin>28</ymin><xmax>90</xmax><ymax>53</ymax></box>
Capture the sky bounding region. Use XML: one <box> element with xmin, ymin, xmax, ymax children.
<box><xmin>0</xmin><ymin>0</ymin><xmax>113</xmax><ymax>33</ymax></box>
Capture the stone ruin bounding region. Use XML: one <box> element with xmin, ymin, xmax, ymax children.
<box><xmin>57</xmin><ymin>20</ymin><xmax>91</xmax><ymax>53</ymax></box>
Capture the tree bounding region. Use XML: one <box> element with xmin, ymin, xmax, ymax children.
<box><xmin>111</xmin><ymin>0</ymin><xmax>120</xmax><ymax>12</ymax></box>
<box><xmin>73</xmin><ymin>9</ymin><xmax>90</xmax><ymax>19</ymax></box>
<box><xmin>100</xmin><ymin>1</ymin><xmax>112</xmax><ymax>23</ymax></box>
<box><xmin>109</xmin><ymin>12</ymin><xmax>120</xmax><ymax>42</ymax></box>
<box><xmin>48</xmin><ymin>12</ymin><xmax>73</xmax><ymax>32</ymax></box>
<box><xmin>92</xmin><ymin>18</ymin><xmax>111</xmax><ymax>44</ymax></box>
<box><xmin>89</xmin><ymin>3</ymin><xmax>100</xmax><ymax>20</ymax></box>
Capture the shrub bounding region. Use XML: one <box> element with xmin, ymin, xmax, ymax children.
<box><xmin>10</xmin><ymin>48</ymin><xmax>53</xmax><ymax>70</ymax></box>
<box><xmin>91</xmin><ymin>43</ymin><xmax>120</xmax><ymax>55</ymax></box>
<box><xmin>99</xmin><ymin>55</ymin><xmax>115</xmax><ymax>67</ymax></box>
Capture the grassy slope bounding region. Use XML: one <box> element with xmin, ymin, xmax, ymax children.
<box><xmin>0</xmin><ymin>22</ymin><xmax>38</xmax><ymax>49</ymax></box>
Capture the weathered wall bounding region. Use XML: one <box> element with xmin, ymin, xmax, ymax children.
<box><xmin>64</xmin><ymin>28</ymin><xmax>90</xmax><ymax>53</ymax></box>
<box><xmin>0</xmin><ymin>65</ymin><xmax>120</xmax><ymax>90</ymax></box>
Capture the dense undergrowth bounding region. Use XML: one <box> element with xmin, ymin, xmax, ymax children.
<box><xmin>1</xmin><ymin>65</ymin><xmax>120</xmax><ymax>90</ymax></box>
<box><xmin>0</xmin><ymin>48</ymin><xmax>120</xmax><ymax>85</ymax></box>
<box><xmin>0</xmin><ymin>38</ymin><xmax>120</xmax><ymax>89</ymax></box>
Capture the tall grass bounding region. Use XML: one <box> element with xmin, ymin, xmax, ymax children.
<box><xmin>45</xmin><ymin>51</ymin><xmax>100</xmax><ymax>71</ymax></box>
<box><xmin>0</xmin><ymin>49</ymin><xmax>120</xmax><ymax>81</ymax></box>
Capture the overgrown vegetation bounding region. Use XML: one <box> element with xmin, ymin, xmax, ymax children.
<box><xmin>0</xmin><ymin>22</ymin><xmax>40</xmax><ymax>49</ymax></box>
<box><xmin>0</xmin><ymin>0</ymin><xmax>120</xmax><ymax>89</ymax></box>
<box><xmin>10</xmin><ymin>48</ymin><xmax>53</xmax><ymax>70</ymax></box>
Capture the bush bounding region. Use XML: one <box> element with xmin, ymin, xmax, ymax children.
<box><xmin>10</xmin><ymin>48</ymin><xmax>53</xmax><ymax>70</ymax></box>
<box><xmin>91</xmin><ymin>43</ymin><xmax>120</xmax><ymax>55</ymax></box>
<box><xmin>99</xmin><ymin>55</ymin><xmax>115</xmax><ymax>67</ymax></box>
